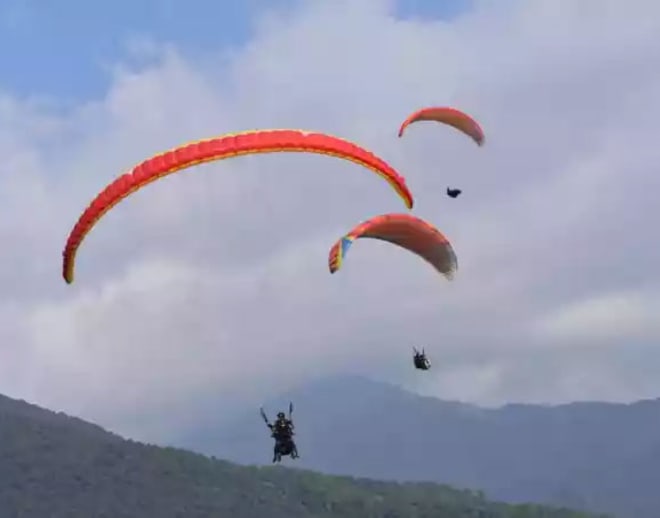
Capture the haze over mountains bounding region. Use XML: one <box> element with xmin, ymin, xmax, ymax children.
<box><xmin>183</xmin><ymin>375</ymin><xmax>660</xmax><ymax>518</ymax></box>
<box><xmin>0</xmin><ymin>390</ymin><xmax>600</xmax><ymax>518</ymax></box>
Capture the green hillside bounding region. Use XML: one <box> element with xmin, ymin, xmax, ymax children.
<box><xmin>0</xmin><ymin>394</ymin><xmax>606</xmax><ymax>517</ymax></box>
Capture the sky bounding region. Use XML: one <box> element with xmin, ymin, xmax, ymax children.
<box><xmin>0</xmin><ymin>0</ymin><xmax>659</xmax><ymax>443</ymax></box>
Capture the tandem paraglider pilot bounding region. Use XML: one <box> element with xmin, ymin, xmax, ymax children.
<box><xmin>260</xmin><ymin>403</ymin><xmax>299</xmax><ymax>463</ymax></box>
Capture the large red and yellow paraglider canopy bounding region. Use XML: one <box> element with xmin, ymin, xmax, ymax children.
<box><xmin>62</xmin><ymin>129</ymin><xmax>414</xmax><ymax>283</ymax></box>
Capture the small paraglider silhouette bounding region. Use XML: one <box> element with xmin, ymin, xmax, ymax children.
<box><xmin>446</xmin><ymin>187</ymin><xmax>462</xmax><ymax>198</ymax></box>
<box><xmin>413</xmin><ymin>347</ymin><xmax>431</xmax><ymax>371</ymax></box>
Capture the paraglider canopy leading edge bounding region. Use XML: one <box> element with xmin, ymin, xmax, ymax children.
<box><xmin>62</xmin><ymin>129</ymin><xmax>415</xmax><ymax>284</ymax></box>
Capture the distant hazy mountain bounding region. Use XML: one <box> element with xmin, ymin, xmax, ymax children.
<box><xmin>185</xmin><ymin>375</ymin><xmax>660</xmax><ymax>518</ymax></box>
<box><xmin>0</xmin><ymin>391</ymin><xmax>602</xmax><ymax>517</ymax></box>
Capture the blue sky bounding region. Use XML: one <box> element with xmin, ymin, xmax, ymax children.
<box><xmin>0</xmin><ymin>0</ymin><xmax>472</xmax><ymax>101</ymax></box>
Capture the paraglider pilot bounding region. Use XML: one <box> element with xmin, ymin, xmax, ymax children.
<box><xmin>413</xmin><ymin>347</ymin><xmax>431</xmax><ymax>370</ymax></box>
<box><xmin>270</xmin><ymin>412</ymin><xmax>294</xmax><ymax>441</ymax></box>
<box><xmin>260</xmin><ymin>404</ymin><xmax>299</xmax><ymax>462</ymax></box>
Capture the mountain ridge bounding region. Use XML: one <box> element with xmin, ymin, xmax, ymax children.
<box><xmin>186</xmin><ymin>374</ymin><xmax>660</xmax><ymax>518</ymax></box>
<box><xmin>0</xmin><ymin>387</ymin><xmax>603</xmax><ymax>517</ymax></box>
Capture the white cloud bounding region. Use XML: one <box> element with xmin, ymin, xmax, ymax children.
<box><xmin>534</xmin><ymin>290</ymin><xmax>660</xmax><ymax>345</ymax></box>
<box><xmin>0</xmin><ymin>0</ymin><xmax>659</xmax><ymax>439</ymax></box>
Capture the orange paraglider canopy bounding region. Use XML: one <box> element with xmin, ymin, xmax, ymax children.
<box><xmin>62</xmin><ymin>129</ymin><xmax>414</xmax><ymax>284</ymax></box>
<box><xmin>398</xmin><ymin>107</ymin><xmax>485</xmax><ymax>146</ymax></box>
<box><xmin>328</xmin><ymin>213</ymin><xmax>457</xmax><ymax>280</ymax></box>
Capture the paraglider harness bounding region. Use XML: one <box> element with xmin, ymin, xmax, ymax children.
<box><xmin>260</xmin><ymin>402</ymin><xmax>299</xmax><ymax>463</ymax></box>
<box><xmin>413</xmin><ymin>347</ymin><xmax>431</xmax><ymax>370</ymax></box>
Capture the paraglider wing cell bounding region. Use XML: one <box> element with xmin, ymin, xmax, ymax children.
<box><xmin>398</xmin><ymin>107</ymin><xmax>485</xmax><ymax>146</ymax></box>
<box><xmin>62</xmin><ymin>129</ymin><xmax>414</xmax><ymax>284</ymax></box>
<box><xmin>328</xmin><ymin>213</ymin><xmax>457</xmax><ymax>279</ymax></box>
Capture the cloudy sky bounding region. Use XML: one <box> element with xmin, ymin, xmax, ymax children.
<box><xmin>1</xmin><ymin>0</ymin><xmax>659</xmax><ymax>442</ymax></box>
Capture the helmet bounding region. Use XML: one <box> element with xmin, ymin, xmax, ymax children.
<box><xmin>277</xmin><ymin>412</ymin><xmax>285</xmax><ymax>419</ymax></box>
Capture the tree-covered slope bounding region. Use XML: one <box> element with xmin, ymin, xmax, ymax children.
<box><xmin>0</xmin><ymin>393</ymin><xmax>605</xmax><ymax>518</ymax></box>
